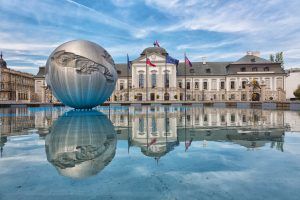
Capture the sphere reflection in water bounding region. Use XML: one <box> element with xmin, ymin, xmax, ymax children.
<box><xmin>45</xmin><ymin>110</ymin><xmax>116</xmax><ymax>179</ymax></box>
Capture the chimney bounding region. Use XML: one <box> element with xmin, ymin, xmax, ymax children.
<box><xmin>202</xmin><ymin>57</ymin><xmax>207</xmax><ymax>65</ymax></box>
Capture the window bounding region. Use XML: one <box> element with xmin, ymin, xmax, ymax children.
<box><xmin>120</xmin><ymin>82</ymin><xmax>124</xmax><ymax>90</ymax></box>
<box><xmin>220</xmin><ymin>81</ymin><xmax>225</xmax><ymax>89</ymax></box>
<box><xmin>251</xmin><ymin>58</ymin><xmax>256</xmax><ymax>62</ymax></box>
<box><xmin>211</xmin><ymin>79</ymin><xmax>217</xmax><ymax>90</ymax></box>
<box><xmin>195</xmin><ymin>82</ymin><xmax>199</xmax><ymax>89</ymax></box>
<box><xmin>230</xmin><ymin>94</ymin><xmax>235</xmax><ymax>100</ymax></box>
<box><xmin>165</xmin><ymin>73</ymin><xmax>170</xmax><ymax>88</ymax></box>
<box><xmin>117</xmin><ymin>70</ymin><xmax>121</xmax><ymax>75</ymax></box>
<box><xmin>222</xmin><ymin>94</ymin><xmax>225</xmax><ymax>100</ymax></box>
<box><xmin>252</xmin><ymin>67</ymin><xmax>258</xmax><ymax>72</ymax></box>
<box><xmin>139</xmin><ymin>118</ymin><xmax>144</xmax><ymax>133</ymax></box>
<box><xmin>206</xmin><ymin>68</ymin><xmax>211</xmax><ymax>73</ymax></box>
<box><xmin>276</xmin><ymin>78</ymin><xmax>283</xmax><ymax>89</ymax></box>
<box><xmin>230</xmin><ymin>81</ymin><xmax>235</xmax><ymax>89</ymax></box>
<box><xmin>165</xmin><ymin>118</ymin><xmax>170</xmax><ymax>133</ymax></box>
<box><xmin>242</xmin><ymin>115</ymin><xmax>247</xmax><ymax>122</ymax></box>
<box><xmin>178</xmin><ymin>81</ymin><xmax>182</xmax><ymax>88</ymax></box>
<box><xmin>264</xmin><ymin>67</ymin><xmax>269</xmax><ymax>71</ymax></box>
<box><xmin>151</xmin><ymin>73</ymin><xmax>156</xmax><ymax>88</ymax></box>
<box><xmin>242</xmin><ymin>81</ymin><xmax>247</xmax><ymax>89</ymax></box>
<box><xmin>139</xmin><ymin>74</ymin><xmax>144</xmax><ymax>88</ymax></box>
<box><xmin>190</xmin><ymin>69</ymin><xmax>195</xmax><ymax>73</ymax></box>
<box><xmin>186</xmin><ymin>82</ymin><xmax>191</xmax><ymax>90</ymax></box>
<box><xmin>221</xmin><ymin>115</ymin><xmax>225</xmax><ymax>123</ymax></box>
<box><xmin>265</xmin><ymin>78</ymin><xmax>270</xmax><ymax>89</ymax></box>
<box><xmin>231</xmin><ymin>114</ymin><xmax>236</xmax><ymax>122</ymax></box>
<box><xmin>152</xmin><ymin>117</ymin><xmax>157</xmax><ymax>133</ymax></box>
<box><xmin>203</xmin><ymin>81</ymin><xmax>208</xmax><ymax>90</ymax></box>
<box><xmin>241</xmin><ymin>67</ymin><xmax>246</xmax><ymax>72</ymax></box>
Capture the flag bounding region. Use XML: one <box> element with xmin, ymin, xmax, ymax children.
<box><xmin>153</xmin><ymin>40</ymin><xmax>160</xmax><ymax>47</ymax></box>
<box><xmin>148</xmin><ymin>138</ymin><xmax>157</xmax><ymax>147</ymax></box>
<box><xmin>185</xmin><ymin>55</ymin><xmax>192</xmax><ymax>67</ymax></box>
<box><xmin>185</xmin><ymin>138</ymin><xmax>193</xmax><ymax>151</ymax></box>
<box><xmin>146</xmin><ymin>58</ymin><xmax>156</xmax><ymax>67</ymax></box>
<box><xmin>166</xmin><ymin>55</ymin><xmax>179</xmax><ymax>65</ymax></box>
<box><xmin>127</xmin><ymin>54</ymin><xmax>131</xmax><ymax>69</ymax></box>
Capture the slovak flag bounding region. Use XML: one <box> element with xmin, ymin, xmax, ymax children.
<box><xmin>146</xmin><ymin>58</ymin><xmax>156</xmax><ymax>67</ymax></box>
<box><xmin>185</xmin><ymin>55</ymin><xmax>193</xmax><ymax>67</ymax></box>
<box><xmin>153</xmin><ymin>40</ymin><xmax>160</xmax><ymax>47</ymax></box>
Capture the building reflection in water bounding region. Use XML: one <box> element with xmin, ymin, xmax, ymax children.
<box><xmin>45</xmin><ymin>110</ymin><xmax>116</xmax><ymax>179</ymax></box>
<box><xmin>0</xmin><ymin>106</ymin><xmax>296</xmax><ymax>163</ymax></box>
<box><xmin>111</xmin><ymin>106</ymin><xmax>286</xmax><ymax>161</ymax></box>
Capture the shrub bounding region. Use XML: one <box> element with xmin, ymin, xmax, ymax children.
<box><xmin>294</xmin><ymin>85</ymin><xmax>300</xmax><ymax>98</ymax></box>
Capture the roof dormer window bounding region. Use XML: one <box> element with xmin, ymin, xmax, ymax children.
<box><xmin>206</xmin><ymin>68</ymin><xmax>211</xmax><ymax>73</ymax></box>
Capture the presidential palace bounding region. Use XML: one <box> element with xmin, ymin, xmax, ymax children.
<box><xmin>1</xmin><ymin>45</ymin><xmax>293</xmax><ymax>103</ymax></box>
<box><xmin>110</xmin><ymin>46</ymin><xmax>286</xmax><ymax>102</ymax></box>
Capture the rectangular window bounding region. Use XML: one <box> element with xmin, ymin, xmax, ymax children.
<box><xmin>265</xmin><ymin>78</ymin><xmax>270</xmax><ymax>89</ymax></box>
<box><xmin>178</xmin><ymin>82</ymin><xmax>182</xmax><ymax>88</ymax></box>
<box><xmin>211</xmin><ymin>79</ymin><xmax>217</xmax><ymax>90</ymax></box>
<box><xmin>230</xmin><ymin>81</ymin><xmax>235</xmax><ymax>89</ymax></box>
<box><xmin>120</xmin><ymin>83</ymin><xmax>124</xmax><ymax>90</ymax></box>
<box><xmin>195</xmin><ymin>82</ymin><xmax>199</xmax><ymax>89</ymax></box>
<box><xmin>186</xmin><ymin>82</ymin><xmax>191</xmax><ymax>90</ymax></box>
<box><xmin>203</xmin><ymin>82</ymin><xmax>208</xmax><ymax>90</ymax></box>
<box><xmin>241</xmin><ymin>67</ymin><xmax>246</xmax><ymax>72</ymax></box>
<box><xmin>252</xmin><ymin>67</ymin><xmax>258</xmax><ymax>72</ymax></box>
<box><xmin>242</xmin><ymin>81</ymin><xmax>247</xmax><ymax>89</ymax></box>
<box><xmin>220</xmin><ymin>81</ymin><xmax>225</xmax><ymax>89</ymax></box>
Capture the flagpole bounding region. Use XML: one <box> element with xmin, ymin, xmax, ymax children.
<box><xmin>127</xmin><ymin>54</ymin><xmax>130</xmax><ymax>101</ymax></box>
<box><xmin>165</xmin><ymin>54</ymin><xmax>167</xmax><ymax>100</ymax></box>
<box><xmin>146</xmin><ymin>53</ymin><xmax>148</xmax><ymax>102</ymax></box>
<box><xmin>184</xmin><ymin>52</ymin><xmax>187</xmax><ymax>102</ymax></box>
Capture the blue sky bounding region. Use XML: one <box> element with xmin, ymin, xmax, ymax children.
<box><xmin>1</xmin><ymin>0</ymin><xmax>300</xmax><ymax>74</ymax></box>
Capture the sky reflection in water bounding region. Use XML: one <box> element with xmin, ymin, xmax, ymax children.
<box><xmin>0</xmin><ymin>106</ymin><xmax>300</xmax><ymax>200</ymax></box>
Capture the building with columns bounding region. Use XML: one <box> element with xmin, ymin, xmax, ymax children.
<box><xmin>0</xmin><ymin>53</ymin><xmax>35</xmax><ymax>102</ymax></box>
<box><xmin>111</xmin><ymin>47</ymin><xmax>286</xmax><ymax>102</ymax></box>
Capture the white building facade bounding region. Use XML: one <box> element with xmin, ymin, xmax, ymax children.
<box><xmin>110</xmin><ymin>47</ymin><xmax>287</xmax><ymax>102</ymax></box>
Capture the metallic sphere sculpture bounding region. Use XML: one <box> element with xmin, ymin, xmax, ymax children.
<box><xmin>46</xmin><ymin>40</ymin><xmax>117</xmax><ymax>109</ymax></box>
<box><xmin>45</xmin><ymin>110</ymin><xmax>117</xmax><ymax>179</ymax></box>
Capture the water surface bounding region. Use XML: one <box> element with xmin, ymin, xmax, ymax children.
<box><xmin>0</xmin><ymin>106</ymin><xmax>300</xmax><ymax>200</ymax></box>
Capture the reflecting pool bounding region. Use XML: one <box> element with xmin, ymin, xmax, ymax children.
<box><xmin>0</xmin><ymin>106</ymin><xmax>300</xmax><ymax>199</ymax></box>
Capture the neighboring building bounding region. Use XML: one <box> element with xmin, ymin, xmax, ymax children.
<box><xmin>0</xmin><ymin>53</ymin><xmax>35</xmax><ymax>102</ymax></box>
<box><xmin>111</xmin><ymin>47</ymin><xmax>286</xmax><ymax>102</ymax></box>
<box><xmin>286</xmin><ymin>68</ymin><xmax>300</xmax><ymax>100</ymax></box>
<box><xmin>34</xmin><ymin>66</ymin><xmax>57</xmax><ymax>103</ymax></box>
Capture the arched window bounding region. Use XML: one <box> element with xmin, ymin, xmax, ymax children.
<box><xmin>164</xmin><ymin>73</ymin><xmax>170</xmax><ymax>88</ymax></box>
<box><xmin>139</xmin><ymin>118</ymin><xmax>144</xmax><ymax>133</ymax></box>
<box><xmin>139</xmin><ymin>74</ymin><xmax>144</xmax><ymax>88</ymax></box>
<box><xmin>152</xmin><ymin>117</ymin><xmax>157</xmax><ymax>133</ymax></box>
<box><xmin>151</xmin><ymin>73</ymin><xmax>156</xmax><ymax>88</ymax></box>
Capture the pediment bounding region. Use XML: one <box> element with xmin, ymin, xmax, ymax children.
<box><xmin>132</xmin><ymin>52</ymin><xmax>166</xmax><ymax>63</ymax></box>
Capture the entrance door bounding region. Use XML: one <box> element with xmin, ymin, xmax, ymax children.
<box><xmin>251</xmin><ymin>93</ymin><xmax>260</xmax><ymax>101</ymax></box>
<box><xmin>164</xmin><ymin>93</ymin><xmax>170</xmax><ymax>101</ymax></box>
<box><xmin>137</xmin><ymin>93</ymin><xmax>143</xmax><ymax>101</ymax></box>
<box><xmin>150</xmin><ymin>93</ymin><xmax>155</xmax><ymax>101</ymax></box>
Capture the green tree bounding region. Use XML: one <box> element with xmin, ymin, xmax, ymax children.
<box><xmin>270</xmin><ymin>54</ymin><xmax>274</xmax><ymax>62</ymax></box>
<box><xmin>275</xmin><ymin>52</ymin><xmax>284</xmax><ymax>68</ymax></box>
<box><xmin>294</xmin><ymin>85</ymin><xmax>300</xmax><ymax>98</ymax></box>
